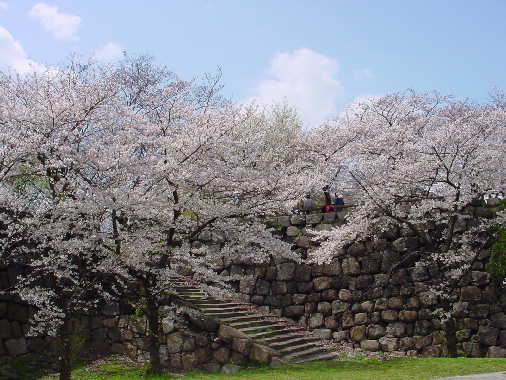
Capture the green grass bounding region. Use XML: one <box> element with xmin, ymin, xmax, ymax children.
<box><xmin>25</xmin><ymin>357</ymin><xmax>506</xmax><ymax>380</ymax></box>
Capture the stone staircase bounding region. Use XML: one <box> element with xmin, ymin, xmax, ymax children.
<box><xmin>169</xmin><ymin>277</ymin><xmax>339</xmax><ymax>364</ymax></box>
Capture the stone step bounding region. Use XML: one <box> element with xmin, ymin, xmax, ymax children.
<box><xmin>237</xmin><ymin>323</ymin><xmax>288</xmax><ymax>334</ymax></box>
<box><xmin>246</xmin><ymin>327</ymin><xmax>305</xmax><ymax>339</ymax></box>
<box><xmin>219</xmin><ymin>315</ymin><xmax>267</xmax><ymax>324</ymax></box>
<box><xmin>259</xmin><ymin>332</ymin><xmax>309</xmax><ymax>344</ymax></box>
<box><xmin>288</xmin><ymin>350</ymin><xmax>339</xmax><ymax>364</ymax></box>
<box><xmin>176</xmin><ymin>290</ymin><xmax>203</xmax><ymax>294</ymax></box>
<box><xmin>170</xmin><ymin>276</ymin><xmax>339</xmax><ymax>366</ymax></box>
<box><xmin>282</xmin><ymin>346</ymin><xmax>329</xmax><ymax>361</ymax></box>
<box><xmin>269</xmin><ymin>336</ymin><xmax>320</xmax><ymax>350</ymax></box>
<box><xmin>228</xmin><ymin>320</ymin><xmax>284</xmax><ymax>329</ymax></box>
<box><xmin>194</xmin><ymin>301</ymin><xmax>246</xmax><ymax>307</ymax></box>
<box><xmin>203</xmin><ymin>311</ymin><xmax>251</xmax><ymax>318</ymax></box>
<box><xmin>199</xmin><ymin>307</ymin><xmax>248</xmax><ymax>313</ymax></box>
<box><xmin>278</xmin><ymin>342</ymin><xmax>320</xmax><ymax>355</ymax></box>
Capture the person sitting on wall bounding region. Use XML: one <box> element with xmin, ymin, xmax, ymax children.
<box><xmin>322</xmin><ymin>185</ymin><xmax>332</xmax><ymax>205</ymax></box>
<box><xmin>321</xmin><ymin>185</ymin><xmax>334</xmax><ymax>213</ymax></box>
<box><xmin>334</xmin><ymin>193</ymin><xmax>345</xmax><ymax>208</ymax></box>
<box><xmin>302</xmin><ymin>193</ymin><xmax>316</xmax><ymax>214</ymax></box>
<box><xmin>322</xmin><ymin>203</ymin><xmax>333</xmax><ymax>213</ymax></box>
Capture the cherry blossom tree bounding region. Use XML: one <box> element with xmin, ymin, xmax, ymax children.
<box><xmin>0</xmin><ymin>55</ymin><xmax>314</xmax><ymax>376</ymax></box>
<box><xmin>92</xmin><ymin>57</ymin><xmax>314</xmax><ymax>373</ymax></box>
<box><xmin>0</xmin><ymin>59</ymin><xmax>132</xmax><ymax>380</ymax></box>
<box><xmin>309</xmin><ymin>91</ymin><xmax>506</xmax><ymax>356</ymax></box>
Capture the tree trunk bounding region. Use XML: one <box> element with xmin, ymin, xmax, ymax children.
<box><xmin>59</xmin><ymin>316</ymin><xmax>73</xmax><ymax>380</ymax></box>
<box><xmin>144</xmin><ymin>284</ymin><xmax>162</xmax><ymax>375</ymax></box>
<box><xmin>444</xmin><ymin>317</ymin><xmax>458</xmax><ymax>358</ymax></box>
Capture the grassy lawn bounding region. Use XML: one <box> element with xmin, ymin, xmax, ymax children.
<box><xmin>6</xmin><ymin>357</ymin><xmax>504</xmax><ymax>380</ymax></box>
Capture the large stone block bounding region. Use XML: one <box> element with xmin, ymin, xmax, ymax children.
<box><xmin>354</xmin><ymin>313</ymin><xmax>369</xmax><ymax>325</ymax></box>
<box><xmin>469</xmin><ymin>304</ymin><xmax>489</xmax><ymax>319</ymax></box>
<box><xmin>284</xmin><ymin>305</ymin><xmax>305</xmax><ymax>318</ymax></box>
<box><xmin>399</xmin><ymin>310</ymin><xmax>418</xmax><ymax>321</ymax></box>
<box><xmin>342</xmin><ymin>257</ymin><xmax>360</xmax><ymax>275</ymax></box>
<box><xmin>478</xmin><ymin>326</ymin><xmax>499</xmax><ymax>346</ymax></box>
<box><xmin>350</xmin><ymin>325</ymin><xmax>366</xmax><ymax>341</ymax></box>
<box><xmin>360</xmin><ymin>255</ymin><xmax>381</xmax><ymax>274</ymax></box>
<box><xmin>379</xmin><ymin>337</ymin><xmax>399</xmax><ymax>351</ymax></box>
<box><xmin>277</xmin><ymin>263</ymin><xmax>296</xmax><ymax>281</ymax></box>
<box><xmin>414</xmin><ymin>320</ymin><xmax>433</xmax><ymax>336</ymax></box>
<box><xmin>221</xmin><ymin>363</ymin><xmax>241</xmax><ymax>374</ymax></box>
<box><xmin>294</xmin><ymin>265</ymin><xmax>312</xmax><ymax>282</ymax></box>
<box><xmin>249</xmin><ymin>344</ymin><xmax>274</xmax><ymax>363</ymax></box>
<box><xmin>347</xmin><ymin>242</ymin><xmax>366</xmax><ymax>256</ymax></box>
<box><xmin>240</xmin><ymin>278</ymin><xmax>256</xmax><ymax>294</ymax></box>
<box><xmin>313</xmin><ymin>277</ymin><xmax>333</xmax><ymax>291</ymax></box>
<box><xmin>167</xmin><ymin>331</ymin><xmax>184</xmax><ymax>354</ymax></box>
<box><xmin>381</xmin><ymin>310</ymin><xmax>398</xmax><ymax>322</ymax></box>
<box><xmin>399</xmin><ymin>337</ymin><xmax>415</xmax><ymax>350</ymax></box>
<box><xmin>491</xmin><ymin>313</ymin><xmax>506</xmax><ymax>329</ymax></box>
<box><xmin>271</xmin><ymin>281</ymin><xmax>288</xmax><ymax>295</ymax></box>
<box><xmin>286</xmin><ymin>226</ymin><xmax>300</xmax><ymax>237</ymax></box>
<box><xmin>277</xmin><ymin>216</ymin><xmax>291</xmax><ymax>227</ymax></box>
<box><xmin>313</xmin><ymin>328</ymin><xmax>332</xmax><ymax>339</ymax></box>
<box><xmin>5</xmin><ymin>338</ymin><xmax>27</xmax><ymax>356</ymax></box>
<box><xmin>322</xmin><ymin>261</ymin><xmax>341</xmax><ymax>276</ymax></box>
<box><xmin>306</xmin><ymin>213</ymin><xmax>323</xmax><ymax>224</ymax></box>
<box><xmin>331</xmin><ymin>300</ymin><xmax>350</xmax><ymax>314</ymax></box>
<box><xmin>317</xmin><ymin>302</ymin><xmax>332</xmax><ymax>315</ymax></box>
<box><xmin>292</xmin><ymin>294</ymin><xmax>307</xmax><ymax>305</ymax></box>
<box><xmin>461</xmin><ymin>286</ymin><xmax>481</xmax><ymax>302</ymax></box>
<box><xmin>355</xmin><ymin>275</ymin><xmax>374</xmax><ymax>289</ymax></box>
<box><xmin>419</xmin><ymin>291</ymin><xmax>438</xmax><ymax>307</ymax></box>
<box><xmin>392</xmin><ymin>237</ymin><xmax>420</xmax><ymax>252</ymax></box>
<box><xmin>325</xmin><ymin>316</ymin><xmax>338</xmax><ymax>329</ymax></box>
<box><xmin>361</xmin><ymin>340</ymin><xmax>380</xmax><ymax>351</ymax></box>
<box><xmin>256</xmin><ymin>279</ymin><xmax>271</xmax><ymax>295</ymax></box>
<box><xmin>388</xmin><ymin>297</ymin><xmax>404</xmax><ymax>310</ymax></box>
<box><xmin>386</xmin><ymin>322</ymin><xmax>407</xmax><ymax>338</ymax></box>
<box><xmin>367</xmin><ymin>324</ymin><xmax>386</xmax><ymax>339</ymax></box>
<box><xmin>462</xmin><ymin>342</ymin><xmax>482</xmax><ymax>357</ymax></box>
<box><xmin>333</xmin><ymin>330</ymin><xmax>349</xmax><ymax>342</ymax></box>
<box><xmin>308</xmin><ymin>313</ymin><xmax>324</xmax><ymax>329</ymax></box>
<box><xmin>338</xmin><ymin>289</ymin><xmax>353</xmax><ymax>302</ymax></box>
<box><xmin>487</xmin><ymin>346</ymin><xmax>506</xmax><ymax>358</ymax></box>
<box><xmin>421</xmin><ymin>345</ymin><xmax>442</xmax><ymax>357</ymax></box>
<box><xmin>232</xmin><ymin>338</ymin><xmax>252</xmax><ymax>356</ymax></box>
<box><xmin>361</xmin><ymin>301</ymin><xmax>374</xmax><ymax>312</ymax></box>
<box><xmin>290</xmin><ymin>215</ymin><xmax>305</xmax><ymax>225</ymax></box>
<box><xmin>414</xmin><ymin>335</ymin><xmax>432</xmax><ymax>350</ymax></box>
<box><xmin>295</xmin><ymin>236</ymin><xmax>311</xmax><ymax>248</ymax></box>
<box><xmin>214</xmin><ymin>347</ymin><xmax>231</xmax><ymax>364</ymax></box>
<box><xmin>323</xmin><ymin>212</ymin><xmax>336</xmax><ymax>223</ymax></box>
<box><xmin>321</xmin><ymin>289</ymin><xmax>338</xmax><ymax>301</ymax></box>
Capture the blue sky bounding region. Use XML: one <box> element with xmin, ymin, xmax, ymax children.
<box><xmin>1</xmin><ymin>1</ymin><xmax>505</xmax><ymax>127</ymax></box>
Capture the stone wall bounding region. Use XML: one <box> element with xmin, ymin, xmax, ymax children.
<box><xmin>0</xmin><ymin>265</ymin><xmax>31</xmax><ymax>357</ymax></box>
<box><xmin>227</xmin><ymin>204</ymin><xmax>506</xmax><ymax>358</ymax></box>
<box><xmin>0</xmin><ymin>270</ymin><xmax>280</xmax><ymax>374</ymax></box>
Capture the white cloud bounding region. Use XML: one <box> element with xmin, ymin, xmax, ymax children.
<box><xmin>246</xmin><ymin>48</ymin><xmax>344</xmax><ymax>128</ymax></box>
<box><xmin>353</xmin><ymin>68</ymin><xmax>373</xmax><ymax>81</ymax></box>
<box><xmin>29</xmin><ymin>3</ymin><xmax>81</xmax><ymax>40</ymax></box>
<box><xmin>0</xmin><ymin>26</ymin><xmax>45</xmax><ymax>74</ymax></box>
<box><xmin>0</xmin><ymin>2</ymin><xmax>8</xmax><ymax>11</ymax></box>
<box><xmin>93</xmin><ymin>42</ymin><xmax>124</xmax><ymax>62</ymax></box>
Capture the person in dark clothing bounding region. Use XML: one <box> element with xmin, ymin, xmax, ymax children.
<box><xmin>322</xmin><ymin>185</ymin><xmax>332</xmax><ymax>206</ymax></box>
<box><xmin>334</xmin><ymin>193</ymin><xmax>345</xmax><ymax>207</ymax></box>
